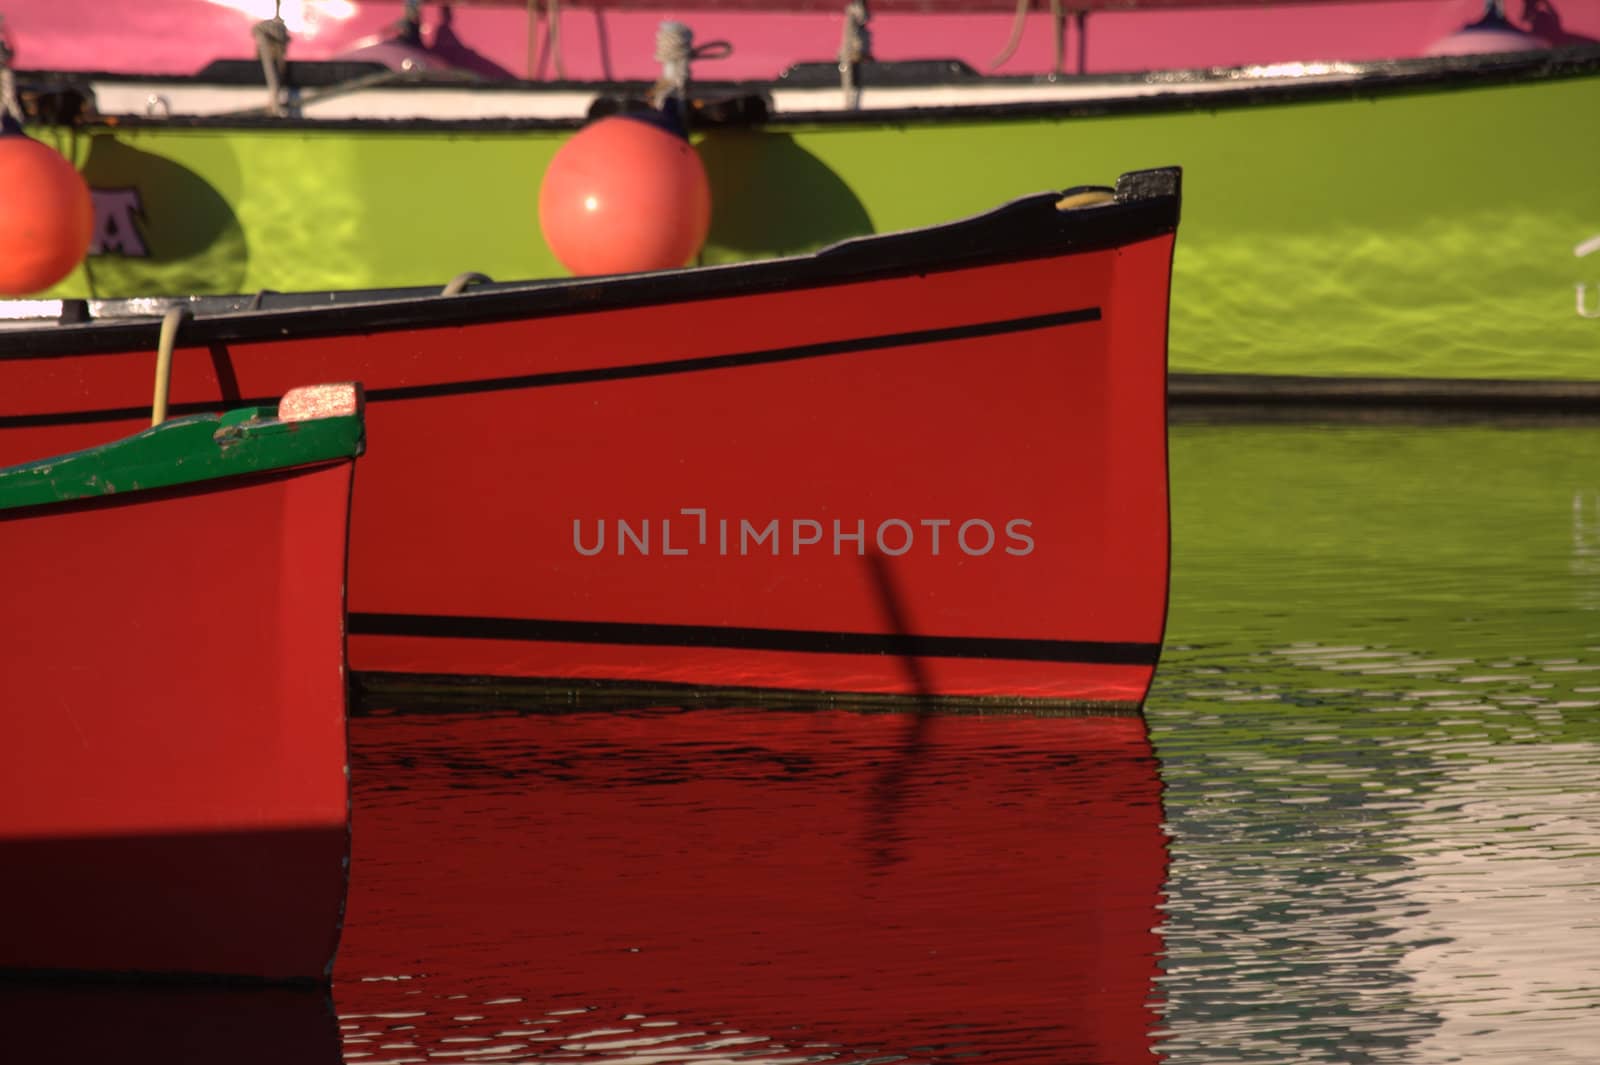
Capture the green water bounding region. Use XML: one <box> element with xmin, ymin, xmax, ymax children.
<box><xmin>1152</xmin><ymin>422</ymin><xmax>1600</xmax><ymax>1061</ymax></box>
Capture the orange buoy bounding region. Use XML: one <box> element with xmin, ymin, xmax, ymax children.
<box><xmin>0</xmin><ymin>122</ymin><xmax>93</xmax><ymax>295</ymax></box>
<box><xmin>537</xmin><ymin>113</ymin><xmax>712</xmax><ymax>277</ymax></box>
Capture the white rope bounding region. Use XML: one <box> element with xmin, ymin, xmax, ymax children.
<box><xmin>1050</xmin><ymin>0</ymin><xmax>1065</xmax><ymax>78</ymax></box>
<box><xmin>252</xmin><ymin>1</ymin><xmax>290</xmax><ymax>118</ymax></box>
<box><xmin>546</xmin><ymin>0</ymin><xmax>567</xmax><ymax>80</ymax></box>
<box><xmin>654</xmin><ymin>20</ymin><xmax>694</xmax><ymax>103</ymax></box>
<box><xmin>220</xmin><ymin>64</ymin><xmax>428</xmax><ymax>118</ymax></box>
<box><xmin>990</xmin><ymin>0</ymin><xmax>1073</xmax><ymax>77</ymax></box>
<box><xmin>646</xmin><ymin>22</ymin><xmax>730</xmax><ymax>117</ymax></box>
<box><xmin>534</xmin><ymin>0</ymin><xmax>547</xmax><ymax>79</ymax></box>
<box><xmin>0</xmin><ymin>19</ymin><xmax>23</xmax><ymax>125</ymax></box>
<box><xmin>838</xmin><ymin>0</ymin><xmax>871</xmax><ymax>111</ymax></box>
<box><xmin>989</xmin><ymin>0</ymin><xmax>1029</xmax><ymax>72</ymax></box>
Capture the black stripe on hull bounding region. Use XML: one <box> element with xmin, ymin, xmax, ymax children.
<box><xmin>348</xmin><ymin>613</ymin><xmax>1163</xmax><ymax>667</ymax></box>
<box><xmin>364</xmin><ymin>305</ymin><xmax>1100</xmax><ymax>402</ymax></box>
<box><xmin>0</xmin><ymin>305</ymin><xmax>1100</xmax><ymax>430</ymax></box>
<box><xmin>350</xmin><ymin>671</ymin><xmax>1148</xmax><ymax>717</ymax></box>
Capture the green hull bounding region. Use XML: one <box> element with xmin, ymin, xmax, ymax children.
<box><xmin>36</xmin><ymin>54</ymin><xmax>1600</xmax><ymax>380</ymax></box>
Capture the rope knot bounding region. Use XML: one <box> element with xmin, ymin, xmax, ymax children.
<box><xmin>653</xmin><ymin>20</ymin><xmax>696</xmax><ymax>103</ymax></box>
<box><xmin>839</xmin><ymin>0</ymin><xmax>872</xmax><ymax>67</ymax></box>
<box><xmin>251</xmin><ymin>16</ymin><xmax>290</xmax><ymax>56</ymax></box>
<box><xmin>252</xmin><ymin>13</ymin><xmax>291</xmax><ymax>117</ymax></box>
<box><xmin>837</xmin><ymin>0</ymin><xmax>872</xmax><ymax>110</ymax></box>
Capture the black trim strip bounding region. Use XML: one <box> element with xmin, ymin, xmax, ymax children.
<box><xmin>350</xmin><ymin>671</ymin><xmax>1147</xmax><ymax>716</ymax></box>
<box><xmin>348</xmin><ymin>612</ymin><xmax>1163</xmax><ymax>667</ymax></box>
<box><xmin>0</xmin><ymin>305</ymin><xmax>1099</xmax><ymax>429</ymax></box>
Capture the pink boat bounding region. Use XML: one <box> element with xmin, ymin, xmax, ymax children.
<box><xmin>5</xmin><ymin>0</ymin><xmax>1594</xmax><ymax>86</ymax></box>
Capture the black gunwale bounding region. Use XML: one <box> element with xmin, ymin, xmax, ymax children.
<box><xmin>0</xmin><ymin>168</ymin><xmax>1179</xmax><ymax>359</ymax></box>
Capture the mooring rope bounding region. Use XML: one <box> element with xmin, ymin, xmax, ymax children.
<box><xmin>647</xmin><ymin>22</ymin><xmax>731</xmax><ymax>116</ymax></box>
<box><xmin>838</xmin><ymin>0</ymin><xmax>871</xmax><ymax>111</ymax></box>
<box><xmin>991</xmin><ymin>0</ymin><xmax>1070</xmax><ymax>77</ymax></box>
<box><xmin>152</xmin><ymin>306</ymin><xmax>193</xmax><ymax>427</ymax></box>
<box><xmin>0</xmin><ymin>21</ymin><xmax>23</xmax><ymax>125</ymax></box>
<box><xmin>654</xmin><ymin>20</ymin><xmax>694</xmax><ymax>105</ymax></box>
<box><xmin>546</xmin><ymin>0</ymin><xmax>567</xmax><ymax>80</ymax></box>
<box><xmin>990</xmin><ymin>0</ymin><xmax>1029</xmax><ymax>71</ymax></box>
<box><xmin>252</xmin><ymin>1</ymin><xmax>290</xmax><ymax>117</ymax></box>
<box><xmin>442</xmin><ymin>272</ymin><xmax>492</xmax><ymax>296</ymax></box>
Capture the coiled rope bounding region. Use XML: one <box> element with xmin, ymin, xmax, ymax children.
<box><xmin>648</xmin><ymin>21</ymin><xmax>732</xmax><ymax>114</ymax></box>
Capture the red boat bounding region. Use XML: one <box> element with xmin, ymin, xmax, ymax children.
<box><xmin>0</xmin><ymin>384</ymin><xmax>365</xmax><ymax>983</ymax></box>
<box><xmin>0</xmin><ymin>167</ymin><xmax>1179</xmax><ymax>708</ymax></box>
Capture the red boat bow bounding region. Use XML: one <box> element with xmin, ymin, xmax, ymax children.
<box><xmin>0</xmin><ymin>390</ymin><xmax>364</xmax><ymax>982</ymax></box>
<box><xmin>0</xmin><ymin>169</ymin><xmax>1179</xmax><ymax>708</ymax></box>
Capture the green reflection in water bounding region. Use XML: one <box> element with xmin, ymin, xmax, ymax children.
<box><xmin>1173</xmin><ymin>209</ymin><xmax>1600</xmax><ymax>381</ymax></box>
<box><xmin>1151</xmin><ymin>424</ymin><xmax>1600</xmax><ymax>1062</ymax></box>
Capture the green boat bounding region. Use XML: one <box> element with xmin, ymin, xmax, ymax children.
<box><xmin>14</xmin><ymin>44</ymin><xmax>1600</xmax><ymax>384</ymax></box>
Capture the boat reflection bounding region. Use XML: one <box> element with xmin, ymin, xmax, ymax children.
<box><xmin>334</xmin><ymin>703</ymin><xmax>1169</xmax><ymax>1062</ymax></box>
<box><xmin>0</xmin><ymin>980</ymin><xmax>341</xmax><ymax>1065</ymax></box>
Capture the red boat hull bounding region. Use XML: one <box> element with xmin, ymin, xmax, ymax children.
<box><xmin>0</xmin><ymin>461</ymin><xmax>355</xmax><ymax>981</ymax></box>
<box><xmin>0</xmin><ymin>176</ymin><xmax>1177</xmax><ymax>706</ymax></box>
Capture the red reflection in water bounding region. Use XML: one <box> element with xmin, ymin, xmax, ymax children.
<box><xmin>335</xmin><ymin>708</ymin><xmax>1168</xmax><ymax>1062</ymax></box>
<box><xmin>0</xmin><ymin>983</ymin><xmax>341</xmax><ymax>1065</ymax></box>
